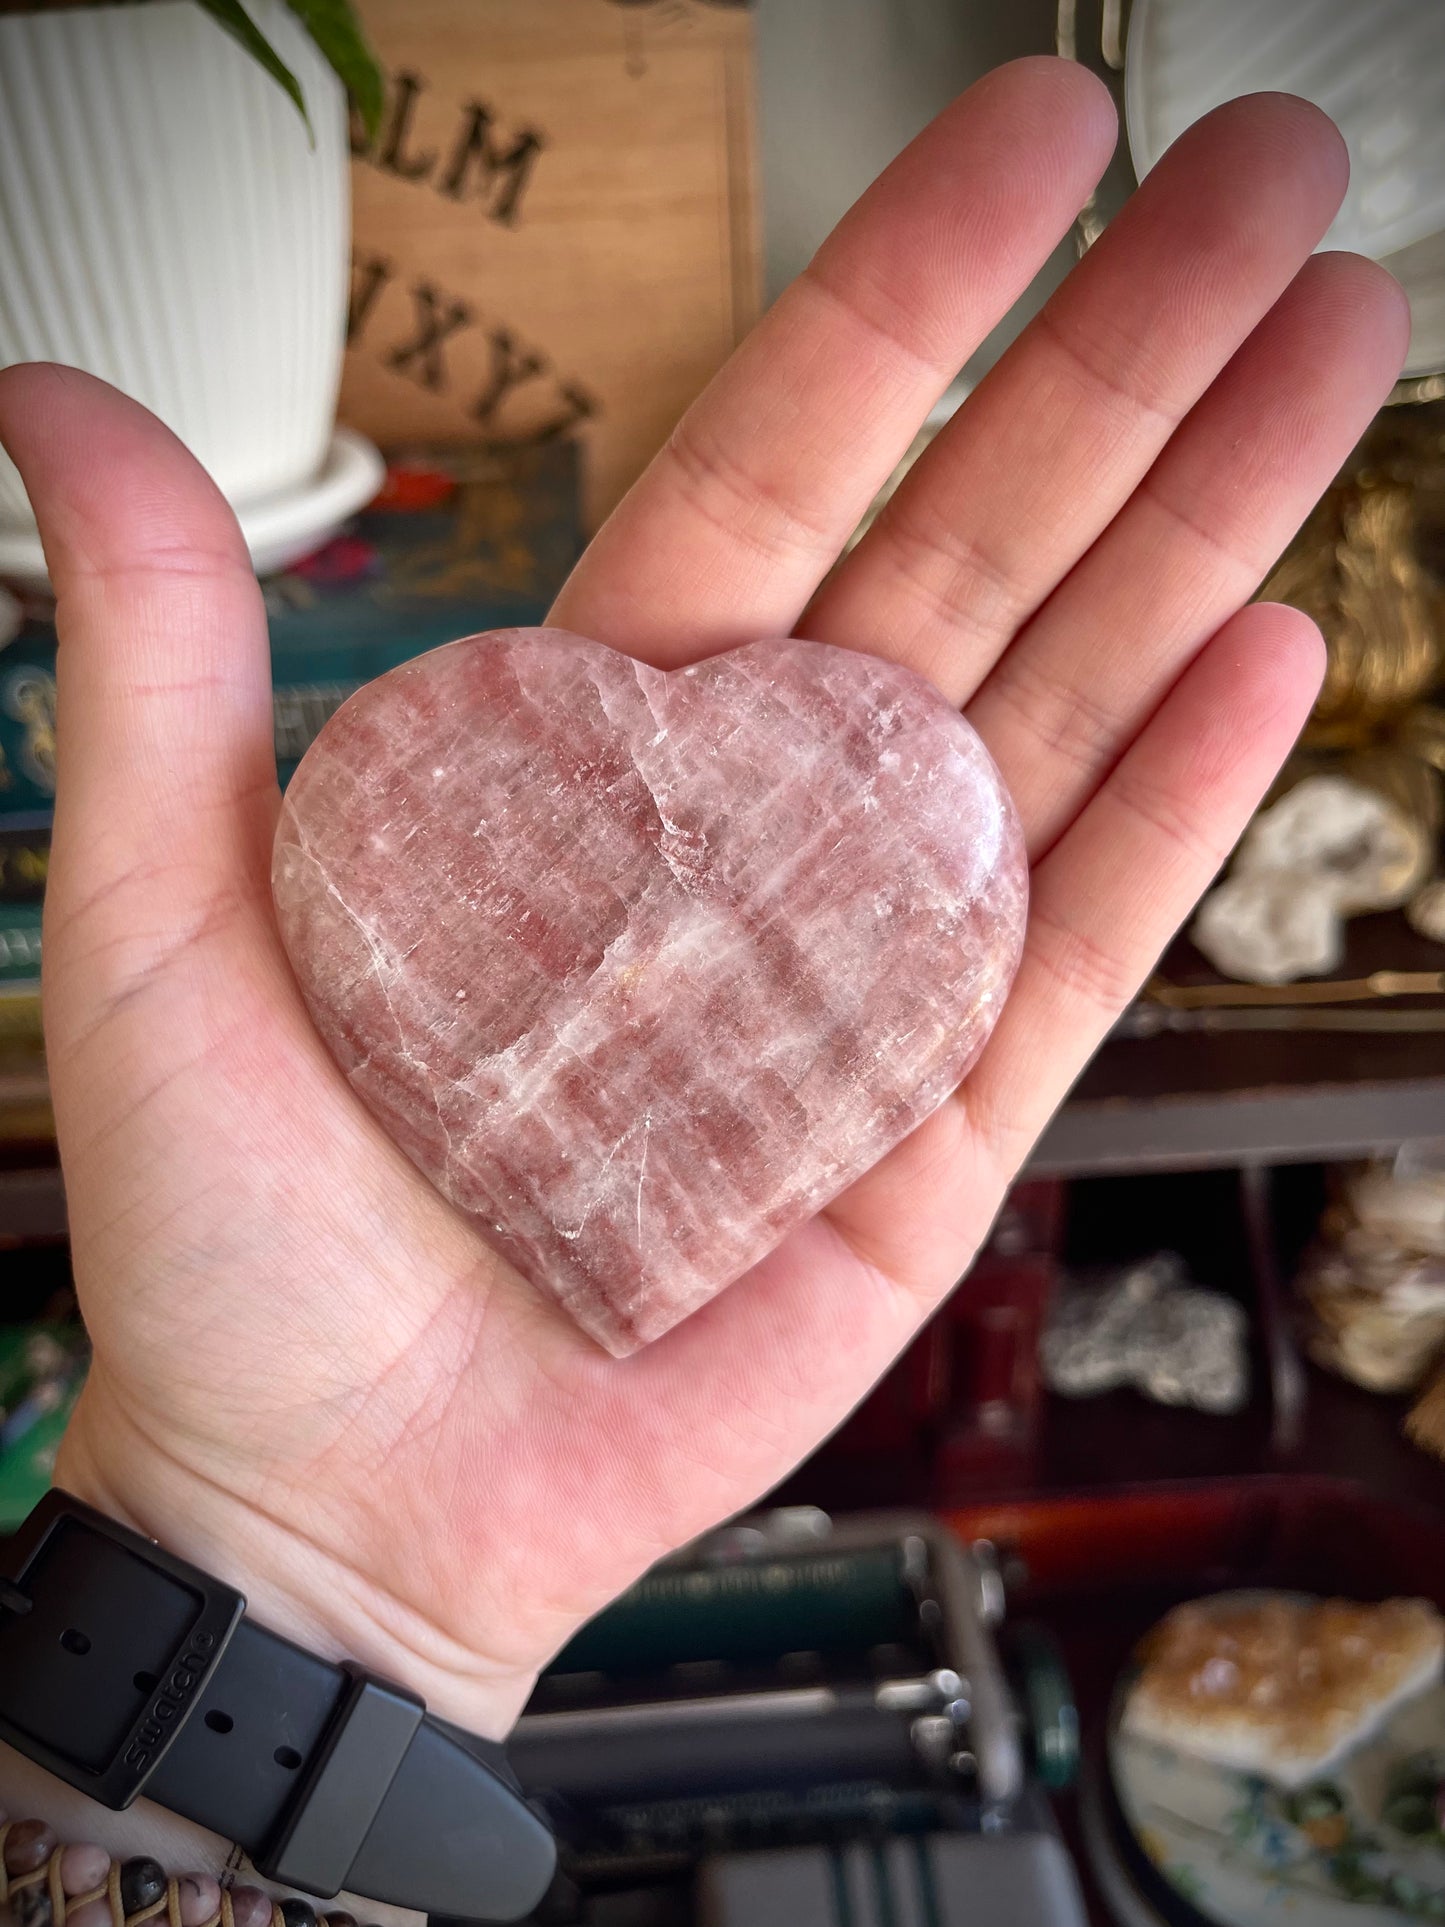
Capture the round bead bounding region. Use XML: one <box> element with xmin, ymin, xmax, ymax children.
<box><xmin>119</xmin><ymin>1856</ymin><xmax>167</xmax><ymax>1914</ymax></box>
<box><xmin>177</xmin><ymin>1874</ymin><xmax>222</xmax><ymax>1927</ymax></box>
<box><xmin>13</xmin><ymin>1882</ymin><xmax>52</xmax><ymax>1927</ymax></box>
<box><xmin>279</xmin><ymin>1901</ymin><xmax>316</xmax><ymax>1927</ymax></box>
<box><xmin>4</xmin><ymin>1821</ymin><xmax>57</xmax><ymax>1875</ymax></box>
<box><xmin>65</xmin><ymin>1901</ymin><xmax>112</xmax><ymax>1927</ymax></box>
<box><xmin>228</xmin><ymin>1886</ymin><xmax>275</xmax><ymax>1927</ymax></box>
<box><xmin>59</xmin><ymin>1842</ymin><xmax>112</xmax><ymax>1897</ymax></box>
<box><xmin>322</xmin><ymin>1914</ymin><xmax>357</xmax><ymax>1927</ymax></box>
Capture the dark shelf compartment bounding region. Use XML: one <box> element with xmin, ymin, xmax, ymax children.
<box><xmin>782</xmin><ymin>1159</ymin><xmax>1445</xmax><ymax>1522</ymax></box>
<box><xmin>1035</xmin><ymin>1165</ymin><xmax>1280</xmax><ymax>1487</ymax></box>
<box><xmin>0</xmin><ymin>1159</ymin><xmax>65</xmax><ymax>1245</ymax></box>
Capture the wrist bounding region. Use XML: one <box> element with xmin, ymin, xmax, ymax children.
<box><xmin>0</xmin><ymin>1470</ymin><xmax>557</xmax><ymax>1923</ymax></box>
<box><xmin>53</xmin><ymin>1383</ymin><xmax>539</xmax><ymax>1744</ymax></box>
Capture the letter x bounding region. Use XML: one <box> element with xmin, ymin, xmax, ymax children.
<box><xmin>387</xmin><ymin>282</ymin><xmax>474</xmax><ymax>393</ymax></box>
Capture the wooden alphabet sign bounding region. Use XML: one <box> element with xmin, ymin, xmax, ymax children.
<box><xmin>342</xmin><ymin>0</ymin><xmax>759</xmax><ymax>528</ymax></box>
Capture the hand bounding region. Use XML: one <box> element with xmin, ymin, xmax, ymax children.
<box><xmin>0</xmin><ymin>60</ymin><xmax>1406</xmax><ymax>1743</ymax></box>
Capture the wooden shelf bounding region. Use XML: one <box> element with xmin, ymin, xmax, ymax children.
<box><xmin>1</xmin><ymin>931</ymin><xmax>1439</xmax><ymax>1245</ymax></box>
<box><xmin>1030</xmin><ymin>917</ymin><xmax>1445</xmax><ymax>1178</ymax></box>
<box><xmin>1032</xmin><ymin>1065</ymin><xmax>1445</xmax><ymax>1177</ymax></box>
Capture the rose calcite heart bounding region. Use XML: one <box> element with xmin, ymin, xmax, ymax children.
<box><xmin>272</xmin><ymin>628</ymin><xmax>1027</xmax><ymax>1354</ymax></box>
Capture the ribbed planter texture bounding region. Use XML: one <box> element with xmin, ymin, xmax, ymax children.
<box><xmin>0</xmin><ymin>0</ymin><xmax>352</xmax><ymax>538</ymax></box>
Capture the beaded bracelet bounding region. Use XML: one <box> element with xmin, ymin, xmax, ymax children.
<box><xmin>0</xmin><ymin>1818</ymin><xmax>386</xmax><ymax>1927</ymax></box>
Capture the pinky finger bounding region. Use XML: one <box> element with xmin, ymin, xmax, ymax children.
<box><xmin>960</xmin><ymin>601</ymin><xmax>1325</xmax><ymax>1176</ymax></box>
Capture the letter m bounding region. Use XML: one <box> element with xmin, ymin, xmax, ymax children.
<box><xmin>439</xmin><ymin>104</ymin><xmax>543</xmax><ymax>225</ymax></box>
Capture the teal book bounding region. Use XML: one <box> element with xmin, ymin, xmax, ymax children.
<box><xmin>0</xmin><ymin>439</ymin><xmax>585</xmax><ymax>984</ymax></box>
<box><xmin>264</xmin><ymin>439</ymin><xmax>583</xmax><ymax>784</ymax></box>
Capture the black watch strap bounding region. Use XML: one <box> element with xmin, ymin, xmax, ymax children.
<box><xmin>0</xmin><ymin>1492</ymin><xmax>555</xmax><ymax>1922</ymax></box>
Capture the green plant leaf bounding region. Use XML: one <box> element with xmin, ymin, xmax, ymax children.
<box><xmin>285</xmin><ymin>0</ymin><xmax>384</xmax><ymax>143</ymax></box>
<box><xmin>193</xmin><ymin>0</ymin><xmax>313</xmax><ymax>139</ymax></box>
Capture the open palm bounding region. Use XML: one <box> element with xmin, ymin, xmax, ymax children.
<box><xmin>0</xmin><ymin>61</ymin><xmax>1406</xmax><ymax>1741</ymax></box>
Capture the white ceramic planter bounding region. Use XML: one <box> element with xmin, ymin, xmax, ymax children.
<box><xmin>0</xmin><ymin>0</ymin><xmax>381</xmax><ymax>580</ymax></box>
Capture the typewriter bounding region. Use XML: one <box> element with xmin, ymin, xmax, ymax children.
<box><xmin>511</xmin><ymin>1508</ymin><xmax>1090</xmax><ymax>1927</ymax></box>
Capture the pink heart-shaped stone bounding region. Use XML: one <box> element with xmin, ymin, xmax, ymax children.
<box><xmin>273</xmin><ymin>629</ymin><xmax>1027</xmax><ymax>1353</ymax></box>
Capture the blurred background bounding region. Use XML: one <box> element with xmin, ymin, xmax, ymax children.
<box><xmin>0</xmin><ymin>2</ymin><xmax>1444</xmax><ymax>1921</ymax></box>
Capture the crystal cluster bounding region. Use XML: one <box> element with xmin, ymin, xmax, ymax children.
<box><xmin>273</xmin><ymin>628</ymin><xmax>1027</xmax><ymax>1353</ymax></box>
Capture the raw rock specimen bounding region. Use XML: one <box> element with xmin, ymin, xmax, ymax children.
<box><xmin>1192</xmin><ymin>773</ymin><xmax>1432</xmax><ymax>984</ymax></box>
<box><xmin>1040</xmin><ymin>1253</ymin><xmax>1249</xmax><ymax>1414</ymax></box>
<box><xmin>1299</xmin><ymin>1151</ymin><xmax>1445</xmax><ymax>1393</ymax></box>
<box><xmin>1124</xmin><ymin>1593</ymin><xmax>1445</xmax><ymax>1786</ymax></box>
<box><xmin>273</xmin><ymin>628</ymin><xmax>1027</xmax><ymax>1353</ymax></box>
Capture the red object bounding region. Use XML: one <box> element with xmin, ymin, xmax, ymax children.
<box><xmin>933</xmin><ymin>1250</ymin><xmax>1055</xmax><ymax>1493</ymax></box>
<box><xmin>288</xmin><ymin>534</ymin><xmax>380</xmax><ymax>586</ymax></box>
<box><xmin>827</xmin><ymin>1179</ymin><xmax>1063</xmax><ymax>1485</ymax></box>
<box><xmin>374</xmin><ymin>465</ymin><xmax>459</xmax><ymax>512</ymax></box>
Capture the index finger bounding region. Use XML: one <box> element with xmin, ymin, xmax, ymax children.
<box><xmin>551</xmin><ymin>57</ymin><xmax>1116</xmax><ymax>663</ymax></box>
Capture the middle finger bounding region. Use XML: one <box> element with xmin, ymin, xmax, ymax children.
<box><xmin>804</xmin><ymin>93</ymin><xmax>1349</xmax><ymax>699</ymax></box>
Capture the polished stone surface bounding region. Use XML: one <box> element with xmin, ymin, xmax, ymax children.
<box><xmin>274</xmin><ymin>628</ymin><xmax>1027</xmax><ymax>1352</ymax></box>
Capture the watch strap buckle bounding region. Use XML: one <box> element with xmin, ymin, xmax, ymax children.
<box><xmin>0</xmin><ymin>1491</ymin><xmax>244</xmax><ymax>1807</ymax></box>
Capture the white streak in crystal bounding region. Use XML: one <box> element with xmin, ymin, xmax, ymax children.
<box><xmin>636</xmin><ymin>1112</ymin><xmax>651</xmax><ymax>1251</ymax></box>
